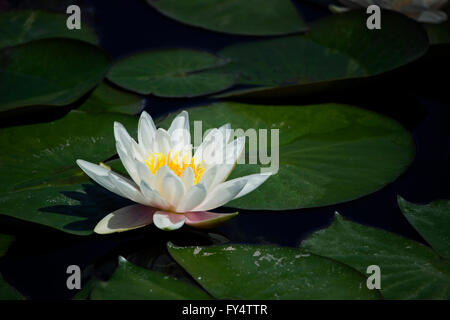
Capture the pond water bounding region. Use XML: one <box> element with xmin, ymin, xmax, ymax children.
<box><xmin>0</xmin><ymin>0</ymin><xmax>448</xmax><ymax>299</ymax></box>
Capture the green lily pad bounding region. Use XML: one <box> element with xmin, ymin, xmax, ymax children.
<box><xmin>159</xmin><ymin>102</ymin><xmax>415</xmax><ymax>210</ymax></box>
<box><xmin>107</xmin><ymin>49</ymin><xmax>237</xmax><ymax>97</ymax></box>
<box><xmin>0</xmin><ymin>10</ymin><xmax>98</xmax><ymax>49</ymax></box>
<box><xmin>0</xmin><ymin>38</ymin><xmax>111</xmax><ymax>112</ymax></box>
<box><xmin>301</xmin><ymin>213</ymin><xmax>450</xmax><ymax>299</ymax></box>
<box><xmin>78</xmin><ymin>82</ymin><xmax>145</xmax><ymax>115</ymax></box>
<box><xmin>0</xmin><ymin>110</ymin><xmax>139</xmax><ymax>235</ymax></box>
<box><xmin>146</xmin><ymin>0</ymin><xmax>307</xmax><ymax>36</ymax></box>
<box><xmin>168</xmin><ymin>243</ymin><xmax>380</xmax><ymax>299</ymax></box>
<box><xmin>90</xmin><ymin>256</ymin><xmax>210</xmax><ymax>299</ymax></box>
<box><xmin>398</xmin><ymin>197</ymin><xmax>450</xmax><ymax>260</ymax></box>
<box><xmin>217</xmin><ymin>10</ymin><xmax>428</xmax><ymax>99</ymax></box>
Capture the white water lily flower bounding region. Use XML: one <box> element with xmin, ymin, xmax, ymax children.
<box><xmin>76</xmin><ymin>110</ymin><xmax>271</xmax><ymax>232</ymax></box>
<box><xmin>330</xmin><ymin>0</ymin><xmax>448</xmax><ymax>23</ymax></box>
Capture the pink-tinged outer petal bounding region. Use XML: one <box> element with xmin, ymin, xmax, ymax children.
<box><xmin>153</xmin><ymin>211</ymin><xmax>186</xmax><ymax>231</ymax></box>
<box><xmin>185</xmin><ymin>211</ymin><xmax>238</xmax><ymax>229</ymax></box>
<box><xmin>94</xmin><ymin>204</ymin><xmax>156</xmax><ymax>234</ymax></box>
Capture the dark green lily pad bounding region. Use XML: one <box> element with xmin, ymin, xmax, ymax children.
<box><xmin>0</xmin><ymin>10</ymin><xmax>98</xmax><ymax>49</ymax></box>
<box><xmin>168</xmin><ymin>243</ymin><xmax>380</xmax><ymax>299</ymax></box>
<box><xmin>159</xmin><ymin>102</ymin><xmax>415</xmax><ymax>210</ymax></box>
<box><xmin>0</xmin><ymin>38</ymin><xmax>111</xmax><ymax>112</ymax></box>
<box><xmin>78</xmin><ymin>82</ymin><xmax>145</xmax><ymax>115</ymax></box>
<box><xmin>0</xmin><ymin>111</ymin><xmax>138</xmax><ymax>235</ymax></box>
<box><xmin>146</xmin><ymin>0</ymin><xmax>307</xmax><ymax>36</ymax></box>
<box><xmin>301</xmin><ymin>213</ymin><xmax>450</xmax><ymax>300</ymax></box>
<box><xmin>398</xmin><ymin>197</ymin><xmax>450</xmax><ymax>260</ymax></box>
<box><xmin>107</xmin><ymin>49</ymin><xmax>237</xmax><ymax>97</ymax></box>
<box><xmin>90</xmin><ymin>256</ymin><xmax>210</xmax><ymax>299</ymax></box>
<box><xmin>217</xmin><ymin>10</ymin><xmax>428</xmax><ymax>99</ymax></box>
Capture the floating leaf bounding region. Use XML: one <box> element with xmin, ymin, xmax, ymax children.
<box><xmin>398</xmin><ymin>197</ymin><xmax>450</xmax><ymax>260</ymax></box>
<box><xmin>0</xmin><ymin>10</ymin><xmax>98</xmax><ymax>49</ymax></box>
<box><xmin>301</xmin><ymin>214</ymin><xmax>450</xmax><ymax>299</ymax></box>
<box><xmin>217</xmin><ymin>10</ymin><xmax>428</xmax><ymax>99</ymax></box>
<box><xmin>159</xmin><ymin>102</ymin><xmax>414</xmax><ymax>210</ymax></box>
<box><xmin>78</xmin><ymin>82</ymin><xmax>145</xmax><ymax>115</ymax></box>
<box><xmin>0</xmin><ymin>39</ymin><xmax>111</xmax><ymax>112</ymax></box>
<box><xmin>146</xmin><ymin>0</ymin><xmax>307</xmax><ymax>36</ymax></box>
<box><xmin>107</xmin><ymin>49</ymin><xmax>236</xmax><ymax>97</ymax></box>
<box><xmin>90</xmin><ymin>257</ymin><xmax>210</xmax><ymax>299</ymax></box>
<box><xmin>168</xmin><ymin>243</ymin><xmax>380</xmax><ymax>299</ymax></box>
<box><xmin>0</xmin><ymin>111</ymin><xmax>139</xmax><ymax>235</ymax></box>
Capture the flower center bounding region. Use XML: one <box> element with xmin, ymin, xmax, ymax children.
<box><xmin>145</xmin><ymin>150</ymin><xmax>205</xmax><ymax>184</ymax></box>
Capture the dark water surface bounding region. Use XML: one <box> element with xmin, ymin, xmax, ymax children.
<box><xmin>0</xmin><ymin>0</ymin><xmax>449</xmax><ymax>299</ymax></box>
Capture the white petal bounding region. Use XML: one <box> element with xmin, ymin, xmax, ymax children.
<box><xmin>140</xmin><ymin>181</ymin><xmax>170</xmax><ymax>210</ymax></box>
<box><xmin>176</xmin><ymin>183</ymin><xmax>207</xmax><ymax>212</ymax></box>
<box><xmin>230</xmin><ymin>172</ymin><xmax>272</xmax><ymax>200</ymax></box>
<box><xmin>94</xmin><ymin>204</ymin><xmax>155</xmax><ymax>234</ymax></box>
<box><xmin>194</xmin><ymin>126</ymin><xmax>232</xmax><ymax>167</ymax></box>
<box><xmin>154</xmin><ymin>165</ymin><xmax>171</xmax><ymax>192</ymax></box>
<box><xmin>114</xmin><ymin>122</ymin><xmax>143</xmax><ymax>159</ymax></box>
<box><xmin>193</xmin><ymin>178</ymin><xmax>247</xmax><ymax>211</ymax></box>
<box><xmin>197</xmin><ymin>165</ymin><xmax>219</xmax><ymax>191</ymax></box>
<box><xmin>116</xmin><ymin>142</ymin><xmax>141</xmax><ymax>185</ymax></box>
<box><xmin>207</xmin><ymin>136</ymin><xmax>245</xmax><ymax>188</ymax></box>
<box><xmin>114</xmin><ymin>122</ymin><xmax>145</xmax><ymax>185</ymax></box>
<box><xmin>179</xmin><ymin>166</ymin><xmax>195</xmax><ymax>191</ymax></box>
<box><xmin>76</xmin><ymin>160</ymin><xmax>148</xmax><ymax>205</ymax></box>
<box><xmin>168</xmin><ymin>110</ymin><xmax>190</xmax><ymax>149</ymax></box>
<box><xmin>135</xmin><ymin>160</ymin><xmax>155</xmax><ymax>189</ymax></box>
<box><xmin>219</xmin><ymin>123</ymin><xmax>232</xmax><ymax>143</ymax></box>
<box><xmin>138</xmin><ymin>111</ymin><xmax>157</xmax><ymax>154</ymax></box>
<box><xmin>160</xmin><ymin>171</ymin><xmax>186</xmax><ymax>208</ymax></box>
<box><xmin>156</xmin><ymin>128</ymin><xmax>171</xmax><ymax>155</ymax></box>
<box><xmin>153</xmin><ymin>211</ymin><xmax>186</xmax><ymax>231</ymax></box>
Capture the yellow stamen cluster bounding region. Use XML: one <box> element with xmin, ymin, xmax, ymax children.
<box><xmin>145</xmin><ymin>151</ymin><xmax>205</xmax><ymax>184</ymax></box>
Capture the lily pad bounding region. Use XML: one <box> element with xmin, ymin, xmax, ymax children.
<box><xmin>107</xmin><ymin>49</ymin><xmax>237</xmax><ymax>97</ymax></box>
<box><xmin>159</xmin><ymin>102</ymin><xmax>415</xmax><ymax>210</ymax></box>
<box><xmin>168</xmin><ymin>243</ymin><xmax>380</xmax><ymax>299</ymax></box>
<box><xmin>146</xmin><ymin>0</ymin><xmax>307</xmax><ymax>36</ymax></box>
<box><xmin>301</xmin><ymin>213</ymin><xmax>450</xmax><ymax>299</ymax></box>
<box><xmin>0</xmin><ymin>10</ymin><xmax>98</xmax><ymax>49</ymax></box>
<box><xmin>0</xmin><ymin>110</ymin><xmax>139</xmax><ymax>235</ymax></box>
<box><xmin>217</xmin><ymin>10</ymin><xmax>428</xmax><ymax>99</ymax></box>
<box><xmin>0</xmin><ymin>38</ymin><xmax>111</xmax><ymax>112</ymax></box>
<box><xmin>398</xmin><ymin>197</ymin><xmax>450</xmax><ymax>260</ymax></box>
<box><xmin>78</xmin><ymin>82</ymin><xmax>145</xmax><ymax>115</ymax></box>
<box><xmin>90</xmin><ymin>256</ymin><xmax>210</xmax><ymax>299</ymax></box>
